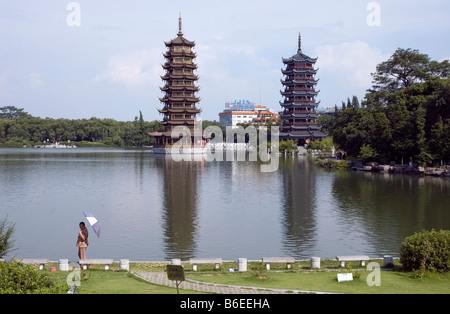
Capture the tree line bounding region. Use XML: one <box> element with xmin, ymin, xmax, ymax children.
<box><xmin>0</xmin><ymin>108</ymin><xmax>161</xmax><ymax>147</ymax></box>
<box><xmin>318</xmin><ymin>48</ymin><xmax>450</xmax><ymax>167</ymax></box>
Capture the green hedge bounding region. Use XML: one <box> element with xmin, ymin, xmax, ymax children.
<box><xmin>400</xmin><ymin>229</ymin><xmax>450</xmax><ymax>272</ymax></box>
<box><xmin>0</xmin><ymin>261</ymin><xmax>68</xmax><ymax>294</ymax></box>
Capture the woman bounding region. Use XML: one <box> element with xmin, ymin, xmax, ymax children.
<box><xmin>76</xmin><ymin>222</ymin><xmax>89</xmax><ymax>260</ymax></box>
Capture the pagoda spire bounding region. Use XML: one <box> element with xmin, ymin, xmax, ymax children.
<box><xmin>178</xmin><ymin>13</ymin><xmax>183</xmax><ymax>36</ymax></box>
<box><xmin>297</xmin><ymin>33</ymin><xmax>302</xmax><ymax>53</ymax></box>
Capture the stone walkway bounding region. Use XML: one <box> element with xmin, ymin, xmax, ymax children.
<box><xmin>133</xmin><ymin>272</ymin><xmax>334</xmax><ymax>294</ymax></box>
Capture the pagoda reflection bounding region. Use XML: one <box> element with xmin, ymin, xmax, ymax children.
<box><xmin>279</xmin><ymin>156</ymin><xmax>317</xmax><ymax>258</ymax></box>
<box><xmin>155</xmin><ymin>155</ymin><xmax>200</xmax><ymax>260</ymax></box>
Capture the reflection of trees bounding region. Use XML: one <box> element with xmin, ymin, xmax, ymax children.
<box><xmin>155</xmin><ymin>155</ymin><xmax>200</xmax><ymax>260</ymax></box>
<box><xmin>280</xmin><ymin>156</ymin><xmax>317</xmax><ymax>258</ymax></box>
<box><xmin>331</xmin><ymin>171</ymin><xmax>450</xmax><ymax>254</ymax></box>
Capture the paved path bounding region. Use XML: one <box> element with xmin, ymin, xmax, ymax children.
<box><xmin>133</xmin><ymin>272</ymin><xmax>334</xmax><ymax>294</ymax></box>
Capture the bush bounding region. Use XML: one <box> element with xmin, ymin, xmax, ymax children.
<box><xmin>0</xmin><ymin>260</ymin><xmax>68</xmax><ymax>294</ymax></box>
<box><xmin>400</xmin><ymin>229</ymin><xmax>450</xmax><ymax>273</ymax></box>
<box><xmin>248</xmin><ymin>262</ymin><xmax>268</xmax><ymax>279</ymax></box>
<box><xmin>316</xmin><ymin>158</ymin><xmax>349</xmax><ymax>170</ymax></box>
<box><xmin>279</xmin><ymin>140</ymin><xmax>298</xmax><ymax>153</ymax></box>
<box><xmin>0</xmin><ymin>216</ymin><xmax>15</xmax><ymax>258</ymax></box>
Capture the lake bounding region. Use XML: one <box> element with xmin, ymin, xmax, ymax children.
<box><xmin>1</xmin><ymin>148</ymin><xmax>449</xmax><ymax>262</ymax></box>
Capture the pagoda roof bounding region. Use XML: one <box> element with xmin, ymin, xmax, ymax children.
<box><xmin>279</xmin><ymin>130</ymin><xmax>327</xmax><ymax>139</ymax></box>
<box><xmin>281</xmin><ymin>78</ymin><xmax>319</xmax><ymax>86</ymax></box>
<box><xmin>160</xmin><ymin>74</ymin><xmax>199</xmax><ymax>81</ymax></box>
<box><xmin>165</xmin><ymin>36</ymin><xmax>195</xmax><ymax>47</ymax></box>
<box><xmin>159</xmin><ymin>96</ymin><xmax>200</xmax><ymax>103</ymax></box>
<box><xmin>281</xmin><ymin>68</ymin><xmax>318</xmax><ymax>75</ymax></box>
<box><xmin>158</xmin><ymin>108</ymin><xmax>201</xmax><ymax>114</ymax></box>
<box><xmin>163</xmin><ymin>51</ymin><xmax>197</xmax><ymax>58</ymax></box>
<box><xmin>164</xmin><ymin>15</ymin><xmax>195</xmax><ymax>47</ymax></box>
<box><xmin>282</xmin><ymin>52</ymin><xmax>317</xmax><ymax>64</ymax></box>
<box><xmin>279</xmin><ymin>101</ymin><xmax>320</xmax><ymax>108</ymax></box>
<box><xmin>282</xmin><ymin>33</ymin><xmax>317</xmax><ymax>64</ymax></box>
<box><xmin>281</xmin><ymin>90</ymin><xmax>319</xmax><ymax>97</ymax></box>
<box><xmin>159</xmin><ymin>85</ymin><xmax>199</xmax><ymax>92</ymax></box>
<box><xmin>162</xmin><ymin>62</ymin><xmax>198</xmax><ymax>70</ymax></box>
<box><xmin>160</xmin><ymin>120</ymin><xmax>198</xmax><ymax>126</ymax></box>
<box><xmin>280</xmin><ymin>112</ymin><xmax>319</xmax><ymax>119</ymax></box>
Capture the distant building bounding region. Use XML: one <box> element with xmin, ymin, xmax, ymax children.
<box><xmin>279</xmin><ymin>34</ymin><xmax>326</xmax><ymax>144</ymax></box>
<box><xmin>219</xmin><ymin>100</ymin><xmax>279</xmax><ymax>128</ymax></box>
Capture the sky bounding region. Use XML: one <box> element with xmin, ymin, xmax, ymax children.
<box><xmin>0</xmin><ymin>0</ymin><xmax>449</xmax><ymax>122</ymax></box>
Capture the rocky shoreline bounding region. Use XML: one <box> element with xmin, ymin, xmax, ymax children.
<box><xmin>350</xmin><ymin>161</ymin><xmax>450</xmax><ymax>178</ymax></box>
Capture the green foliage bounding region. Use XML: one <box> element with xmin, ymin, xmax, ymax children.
<box><xmin>358</xmin><ymin>144</ymin><xmax>378</xmax><ymax>163</ymax></box>
<box><xmin>0</xmin><ymin>106</ymin><xmax>29</xmax><ymax>119</ymax></box>
<box><xmin>0</xmin><ymin>110</ymin><xmax>162</xmax><ymax>147</ymax></box>
<box><xmin>330</xmin><ymin>48</ymin><xmax>450</xmax><ymax>166</ymax></box>
<box><xmin>400</xmin><ymin>229</ymin><xmax>450</xmax><ymax>273</ymax></box>
<box><xmin>309</xmin><ymin>136</ymin><xmax>333</xmax><ymax>153</ymax></box>
<box><xmin>248</xmin><ymin>262</ymin><xmax>267</xmax><ymax>279</ymax></box>
<box><xmin>316</xmin><ymin>114</ymin><xmax>336</xmax><ymax>133</ymax></box>
<box><xmin>316</xmin><ymin>158</ymin><xmax>349</xmax><ymax>170</ymax></box>
<box><xmin>0</xmin><ymin>216</ymin><xmax>15</xmax><ymax>258</ymax></box>
<box><xmin>279</xmin><ymin>140</ymin><xmax>298</xmax><ymax>153</ymax></box>
<box><xmin>0</xmin><ymin>261</ymin><xmax>68</xmax><ymax>294</ymax></box>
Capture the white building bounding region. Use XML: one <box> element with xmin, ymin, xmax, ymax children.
<box><xmin>219</xmin><ymin>100</ymin><xmax>279</xmax><ymax>128</ymax></box>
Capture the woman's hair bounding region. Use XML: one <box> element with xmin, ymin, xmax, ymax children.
<box><xmin>79</xmin><ymin>222</ymin><xmax>85</xmax><ymax>227</ymax></box>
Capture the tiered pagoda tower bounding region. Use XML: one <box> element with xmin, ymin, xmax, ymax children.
<box><xmin>279</xmin><ymin>34</ymin><xmax>326</xmax><ymax>144</ymax></box>
<box><xmin>150</xmin><ymin>15</ymin><xmax>202</xmax><ymax>152</ymax></box>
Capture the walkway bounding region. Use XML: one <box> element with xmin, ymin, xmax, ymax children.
<box><xmin>133</xmin><ymin>272</ymin><xmax>335</xmax><ymax>294</ymax></box>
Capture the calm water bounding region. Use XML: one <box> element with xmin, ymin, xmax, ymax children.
<box><xmin>1</xmin><ymin>148</ymin><xmax>449</xmax><ymax>261</ymax></box>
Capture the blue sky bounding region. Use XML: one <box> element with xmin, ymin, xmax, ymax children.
<box><xmin>0</xmin><ymin>0</ymin><xmax>449</xmax><ymax>121</ymax></box>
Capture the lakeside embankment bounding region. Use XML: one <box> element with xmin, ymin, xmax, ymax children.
<box><xmin>315</xmin><ymin>157</ymin><xmax>450</xmax><ymax>178</ymax></box>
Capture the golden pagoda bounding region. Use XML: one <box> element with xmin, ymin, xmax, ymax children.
<box><xmin>150</xmin><ymin>15</ymin><xmax>202</xmax><ymax>153</ymax></box>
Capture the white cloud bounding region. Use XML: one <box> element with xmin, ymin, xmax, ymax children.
<box><xmin>314</xmin><ymin>41</ymin><xmax>389</xmax><ymax>89</ymax></box>
<box><xmin>28</xmin><ymin>72</ymin><xmax>44</xmax><ymax>89</ymax></box>
<box><xmin>94</xmin><ymin>49</ymin><xmax>163</xmax><ymax>89</ymax></box>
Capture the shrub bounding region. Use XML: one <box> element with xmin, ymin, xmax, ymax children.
<box><xmin>315</xmin><ymin>158</ymin><xmax>349</xmax><ymax>170</ymax></box>
<box><xmin>400</xmin><ymin>229</ymin><xmax>450</xmax><ymax>273</ymax></box>
<box><xmin>0</xmin><ymin>216</ymin><xmax>15</xmax><ymax>258</ymax></box>
<box><xmin>279</xmin><ymin>140</ymin><xmax>298</xmax><ymax>153</ymax></box>
<box><xmin>248</xmin><ymin>262</ymin><xmax>268</xmax><ymax>279</ymax></box>
<box><xmin>0</xmin><ymin>261</ymin><xmax>68</xmax><ymax>294</ymax></box>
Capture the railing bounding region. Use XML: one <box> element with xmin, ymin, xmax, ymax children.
<box><xmin>282</xmin><ymin>109</ymin><xmax>317</xmax><ymax>114</ymax></box>
<box><xmin>284</xmin><ymin>87</ymin><xmax>315</xmax><ymax>92</ymax></box>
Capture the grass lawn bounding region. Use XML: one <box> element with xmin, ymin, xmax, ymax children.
<box><xmin>46</xmin><ymin>269</ymin><xmax>202</xmax><ymax>294</ymax></box>
<box><xmin>187</xmin><ymin>270</ymin><xmax>450</xmax><ymax>294</ymax></box>
<box><xmin>40</xmin><ymin>260</ymin><xmax>450</xmax><ymax>294</ymax></box>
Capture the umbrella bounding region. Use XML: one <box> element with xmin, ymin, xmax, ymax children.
<box><xmin>83</xmin><ymin>212</ymin><xmax>101</xmax><ymax>238</ymax></box>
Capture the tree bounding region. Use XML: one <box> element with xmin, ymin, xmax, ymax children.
<box><xmin>358</xmin><ymin>144</ymin><xmax>378</xmax><ymax>163</ymax></box>
<box><xmin>370</xmin><ymin>48</ymin><xmax>432</xmax><ymax>92</ymax></box>
<box><xmin>309</xmin><ymin>136</ymin><xmax>333</xmax><ymax>153</ymax></box>
<box><xmin>0</xmin><ymin>106</ymin><xmax>29</xmax><ymax>119</ymax></box>
<box><xmin>0</xmin><ymin>216</ymin><xmax>15</xmax><ymax>258</ymax></box>
<box><xmin>317</xmin><ymin>114</ymin><xmax>336</xmax><ymax>134</ymax></box>
<box><xmin>330</xmin><ymin>48</ymin><xmax>450</xmax><ymax>166</ymax></box>
<box><xmin>429</xmin><ymin>120</ymin><xmax>450</xmax><ymax>166</ymax></box>
<box><xmin>279</xmin><ymin>140</ymin><xmax>298</xmax><ymax>153</ymax></box>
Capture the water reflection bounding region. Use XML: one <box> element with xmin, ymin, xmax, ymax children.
<box><xmin>154</xmin><ymin>155</ymin><xmax>200</xmax><ymax>260</ymax></box>
<box><xmin>331</xmin><ymin>170</ymin><xmax>450</xmax><ymax>255</ymax></box>
<box><xmin>1</xmin><ymin>148</ymin><xmax>449</xmax><ymax>261</ymax></box>
<box><xmin>279</xmin><ymin>156</ymin><xmax>317</xmax><ymax>258</ymax></box>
